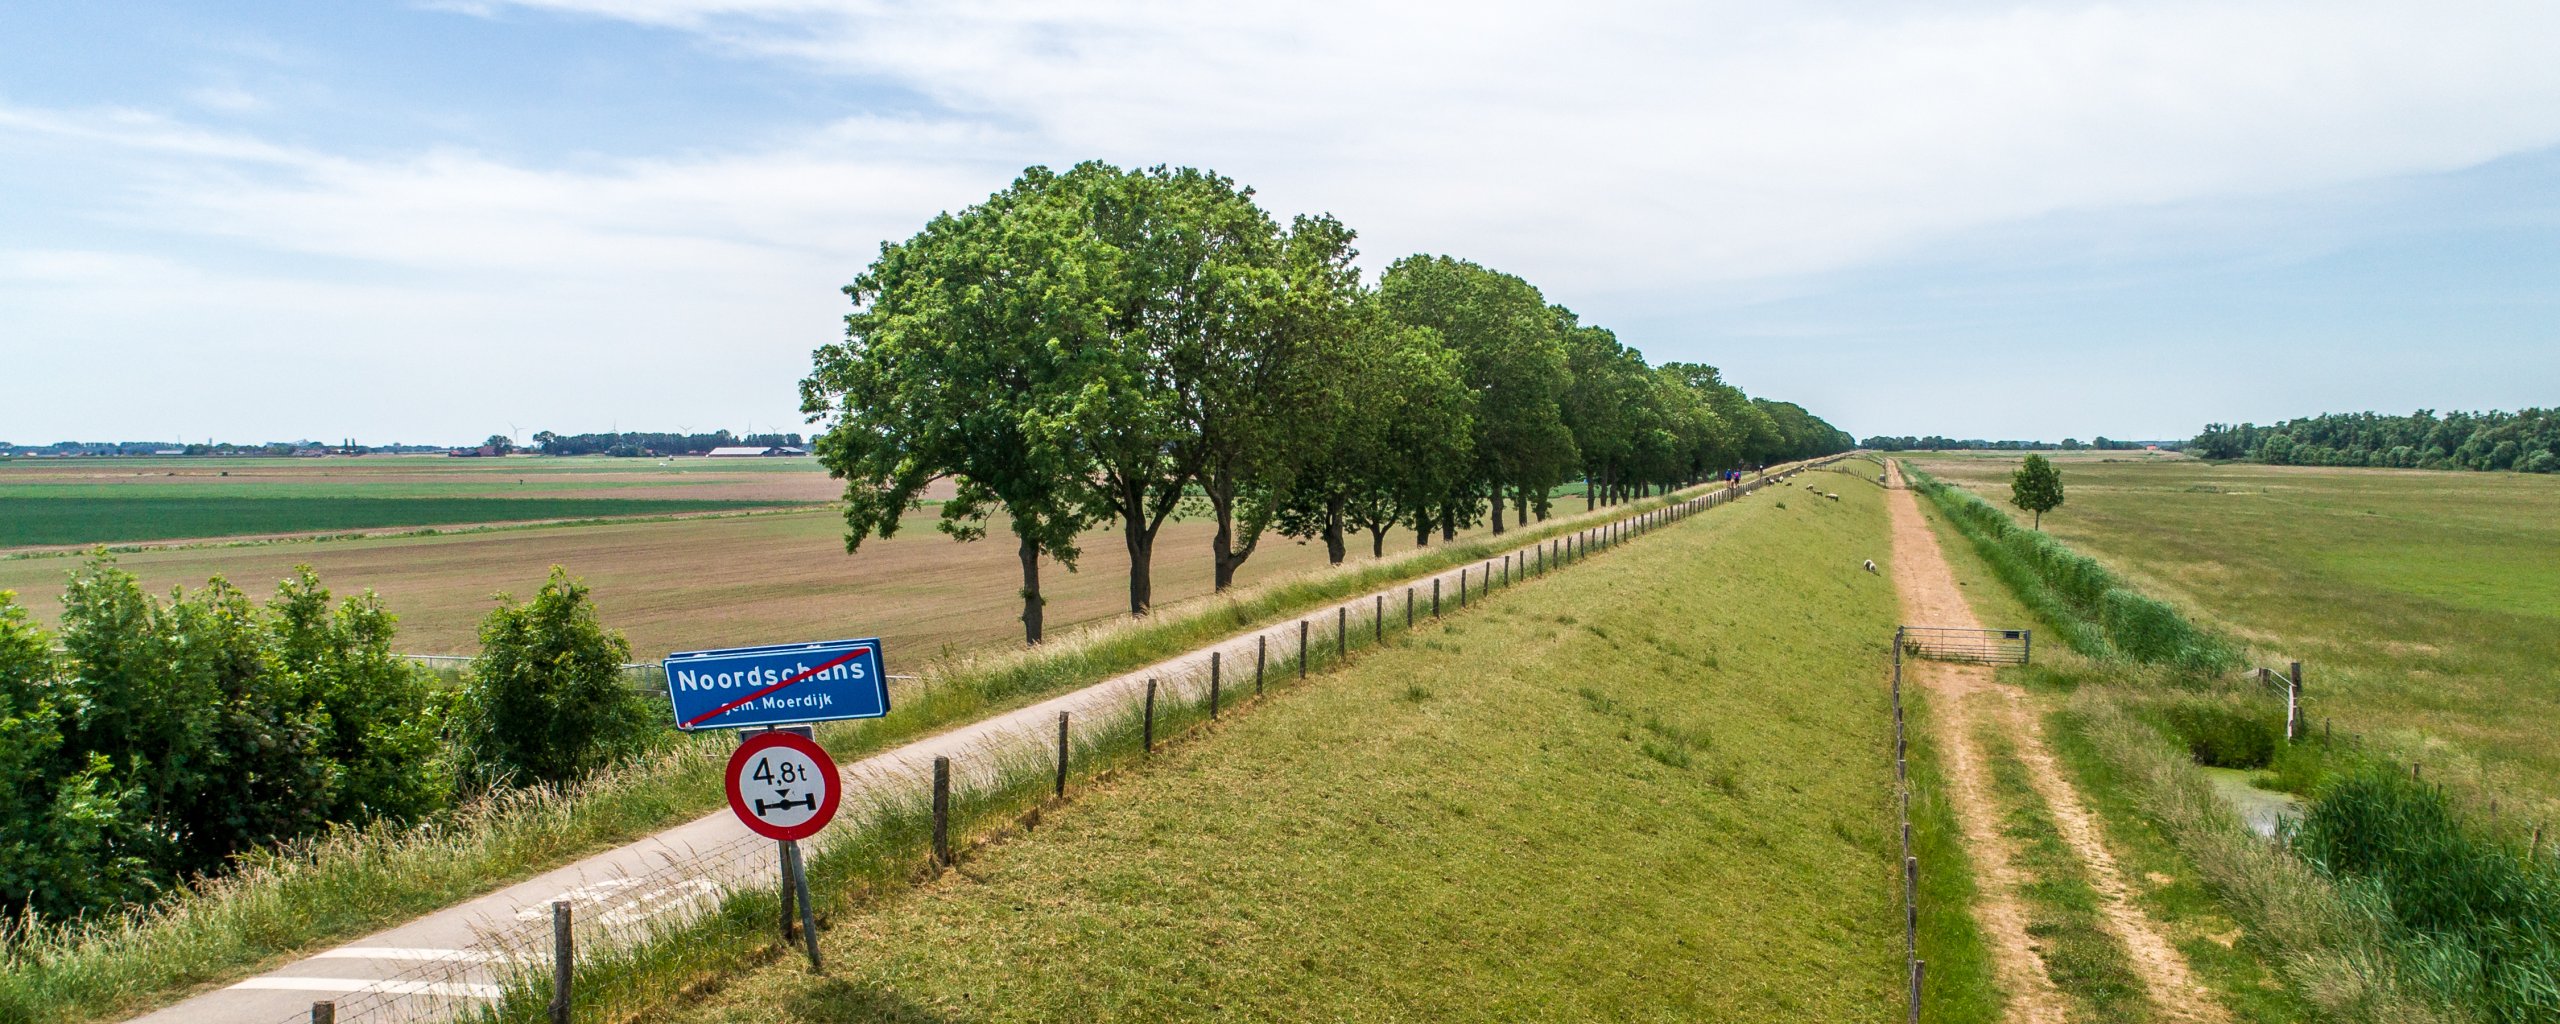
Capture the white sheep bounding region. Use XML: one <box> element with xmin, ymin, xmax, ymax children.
<box><xmin>1864</xmin><ymin>559</ymin><xmax>1878</xmax><ymax>574</ymax></box>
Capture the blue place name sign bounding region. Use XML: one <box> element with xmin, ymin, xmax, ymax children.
<box><xmin>663</xmin><ymin>637</ymin><xmax>889</xmax><ymax>732</ymax></box>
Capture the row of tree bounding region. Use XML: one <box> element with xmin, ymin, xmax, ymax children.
<box><xmin>1</xmin><ymin>562</ymin><xmax>655</xmax><ymax>921</ymax></box>
<box><xmin>1860</xmin><ymin>436</ymin><xmax>2156</xmax><ymax>452</ymax></box>
<box><xmin>2187</xmin><ymin>409</ymin><xmax>2560</xmax><ymax>472</ymax></box>
<box><xmin>527</xmin><ymin>430</ymin><xmax>806</xmax><ymax>457</ymax></box>
<box><xmin>801</xmin><ymin>162</ymin><xmax>1851</xmax><ymax>643</ymax></box>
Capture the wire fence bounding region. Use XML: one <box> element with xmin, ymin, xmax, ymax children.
<box><xmin>1891</xmin><ymin>629</ymin><xmax>1925</xmax><ymax>1023</ymax></box>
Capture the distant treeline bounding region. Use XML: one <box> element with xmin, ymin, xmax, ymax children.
<box><xmin>1860</xmin><ymin>436</ymin><xmax>2160</xmax><ymax>452</ymax></box>
<box><xmin>2187</xmin><ymin>409</ymin><xmax>2559</xmax><ymax>472</ymax></box>
<box><xmin>530</xmin><ymin>430</ymin><xmax>806</xmax><ymax>457</ymax></box>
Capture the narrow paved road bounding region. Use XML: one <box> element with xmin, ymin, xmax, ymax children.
<box><xmin>129</xmin><ymin>468</ymin><xmax>1814</xmax><ymax>1024</ymax></box>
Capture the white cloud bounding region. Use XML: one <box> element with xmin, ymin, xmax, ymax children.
<box><xmin>7</xmin><ymin>0</ymin><xmax>2560</xmax><ymax>439</ymax></box>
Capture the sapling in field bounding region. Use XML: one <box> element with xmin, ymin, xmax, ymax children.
<box><xmin>2010</xmin><ymin>453</ymin><xmax>2065</xmax><ymax>529</ymax></box>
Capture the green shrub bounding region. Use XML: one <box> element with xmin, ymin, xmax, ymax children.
<box><xmin>2294</xmin><ymin>765</ymin><xmax>2560</xmax><ymax>1023</ymax></box>
<box><xmin>1</xmin><ymin>558</ymin><xmax>453</xmax><ymax>922</ymax></box>
<box><xmin>454</xmin><ymin>567</ymin><xmax>657</xmax><ymax>788</ymax></box>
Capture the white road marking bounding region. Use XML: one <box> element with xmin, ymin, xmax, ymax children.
<box><xmin>310</xmin><ymin>948</ymin><xmax>502</xmax><ymax>963</ymax></box>
<box><xmin>230</xmin><ymin>978</ymin><xmax>501</xmax><ymax>998</ymax></box>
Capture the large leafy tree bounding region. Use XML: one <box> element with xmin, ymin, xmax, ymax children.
<box><xmin>804</xmin><ymin>168</ymin><xmax>1101</xmax><ymax>643</ymax></box>
<box><xmin>1185</xmin><ymin>212</ymin><xmax>1355</xmax><ymax>591</ymax></box>
<box><xmin>1558</xmin><ymin>313</ymin><xmax>1645</xmax><ymax>509</ymax></box>
<box><xmin>1046</xmin><ymin>163</ymin><xmax>1272</xmax><ymax>614</ymax></box>
<box><xmin>1377</xmin><ymin>256</ymin><xmax>1577</xmax><ymax>537</ymax></box>
<box><xmin>1278</xmin><ymin>299</ymin><xmax>1475</xmax><ymax>561</ymax></box>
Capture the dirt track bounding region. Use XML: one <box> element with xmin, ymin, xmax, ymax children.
<box><xmin>1884</xmin><ymin>461</ymin><xmax>2224</xmax><ymax>1023</ymax></box>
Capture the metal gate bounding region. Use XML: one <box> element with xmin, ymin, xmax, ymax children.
<box><xmin>1897</xmin><ymin>625</ymin><xmax>2031</xmax><ymax>666</ymax></box>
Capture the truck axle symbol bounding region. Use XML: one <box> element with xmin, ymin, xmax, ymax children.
<box><xmin>756</xmin><ymin>792</ymin><xmax>818</xmax><ymax>815</ymax></box>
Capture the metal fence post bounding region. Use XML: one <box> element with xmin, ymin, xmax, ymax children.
<box><xmin>791</xmin><ymin>841</ymin><xmax>822</xmax><ymax>972</ymax></box>
<box><xmin>550</xmin><ymin>900</ymin><xmax>572</xmax><ymax>1024</ymax></box>
<box><xmin>931</xmin><ymin>757</ymin><xmax>952</xmax><ymax>867</ymax></box>
<box><xmin>778</xmin><ymin>840</ymin><xmax>797</xmax><ymax>941</ymax></box>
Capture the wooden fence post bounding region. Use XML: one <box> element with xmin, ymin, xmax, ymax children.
<box><xmin>1256</xmin><ymin>635</ymin><xmax>1267</xmax><ymax>695</ymax></box>
<box><xmin>931</xmin><ymin>757</ymin><xmax>952</xmax><ymax>867</ymax></box>
<box><xmin>1459</xmin><ymin>568</ymin><xmax>1467</xmax><ymax>608</ymax></box>
<box><xmin>1406</xmin><ymin>587</ymin><xmax>1414</xmax><ymax>628</ymax></box>
<box><xmin>1904</xmin><ymin>856</ymin><xmax>1918</xmax><ymax>958</ymax></box>
<box><xmin>550</xmin><ymin>900</ymin><xmax>572</xmax><ymax>1024</ymax></box>
<box><xmin>1143</xmin><ymin>679</ymin><xmax>1157</xmax><ymax>753</ymax></box>
<box><xmin>1054</xmin><ymin>711</ymin><xmax>1070</xmax><ymax>798</ymax></box>
<box><xmin>1375</xmin><ymin>594</ymin><xmax>1384</xmax><ymax>642</ymax></box>
<box><xmin>1209</xmin><ymin>651</ymin><xmax>1221</xmax><ymax>721</ymax></box>
<box><xmin>1337</xmin><ymin>606</ymin><xmax>1346</xmax><ymax>657</ymax></box>
<box><xmin>1299</xmin><ymin>620</ymin><xmax>1309</xmax><ymax>678</ymax></box>
<box><xmin>1432</xmin><ymin>578</ymin><xmax>1441</xmax><ymax>616</ymax></box>
<box><xmin>2287</xmin><ymin>661</ymin><xmax>2304</xmax><ymax>741</ymax></box>
<box><xmin>312</xmin><ymin>1002</ymin><xmax>335</xmax><ymax>1024</ymax></box>
<box><xmin>1909</xmin><ymin>960</ymin><xmax>1925</xmax><ymax>1024</ymax></box>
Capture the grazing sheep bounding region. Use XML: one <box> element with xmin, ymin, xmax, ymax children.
<box><xmin>1864</xmin><ymin>559</ymin><xmax>1878</xmax><ymax>574</ymax></box>
<box><xmin>1825</xmin><ymin>492</ymin><xmax>1841</xmax><ymax>502</ymax></box>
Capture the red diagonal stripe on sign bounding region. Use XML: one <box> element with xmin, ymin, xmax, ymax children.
<box><xmin>679</xmin><ymin>646</ymin><xmax>870</xmax><ymax>729</ymax></box>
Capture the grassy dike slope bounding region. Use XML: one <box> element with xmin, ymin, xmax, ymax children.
<box><xmin>670</xmin><ymin>478</ymin><xmax>1904</xmax><ymax>1023</ymax></box>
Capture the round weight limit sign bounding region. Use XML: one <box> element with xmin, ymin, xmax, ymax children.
<box><xmin>725</xmin><ymin>731</ymin><xmax>842</xmax><ymax>841</ymax></box>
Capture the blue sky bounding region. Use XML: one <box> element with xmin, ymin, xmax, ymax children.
<box><xmin>4</xmin><ymin>1</ymin><xmax>2556</xmax><ymax>445</ymax></box>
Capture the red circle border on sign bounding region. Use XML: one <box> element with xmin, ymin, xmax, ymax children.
<box><xmin>725</xmin><ymin>731</ymin><xmax>842</xmax><ymax>841</ymax></box>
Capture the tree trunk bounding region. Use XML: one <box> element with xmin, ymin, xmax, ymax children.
<box><xmin>1212</xmin><ymin>512</ymin><xmax>1240</xmax><ymax>591</ymax></box>
<box><xmin>1371</xmin><ymin>527</ymin><xmax>1386</xmax><ymax>558</ymax></box>
<box><xmin>1123</xmin><ymin>511</ymin><xmax>1154</xmax><ymax>614</ymax></box>
<box><xmin>1440</xmin><ymin>504</ymin><xmax>1456</xmax><ymax>542</ymax></box>
<box><xmin>1515</xmin><ymin>483</ymin><xmax>1530</xmax><ymax>525</ymax></box>
<box><xmin>1489</xmin><ymin>481</ymin><xmax>1506</xmax><ymax>535</ymax></box>
<box><xmin>1323</xmin><ymin>493</ymin><xmax>1347</xmax><ymax>565</ymax></box>
<box><xmin>1584</xmin><ymin>474</ymin><xmax>1595</xmax><ymax>511</ymax></box>
<box><xmin>1016</xmin><ymin>530</ymin><xmax>1045</xmax><ymax>644</ymax></box>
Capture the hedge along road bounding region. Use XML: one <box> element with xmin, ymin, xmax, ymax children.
<box><xmin>123</xmin><ymin>464</ymin><xmax>1828</xmax><ymax>1024</ymax></box>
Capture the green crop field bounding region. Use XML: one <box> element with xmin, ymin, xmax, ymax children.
<box><xmin>1906</xmin><ymin>452</ymin><xmax>2560</xmax><ymax>819</ymax></box>
<box><xmin>0</xmin><ymin>496</ymin><xmax>790</xmax><ymax>547</ymax></box>
<box><xmin>0</xmin><ymin>454</ymin><xmax>845</xmax><ymax>547</ymax></box>
<box><xmin>657</xmin><ymin>468</ymin><xmax>1918</xmax><ymax>1023</ymax></box>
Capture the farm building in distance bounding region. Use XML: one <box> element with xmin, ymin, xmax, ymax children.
<box><xmin>704</xmin><ymin>445</ymin><xmax>809</xmax><ymax>457</ymax></box>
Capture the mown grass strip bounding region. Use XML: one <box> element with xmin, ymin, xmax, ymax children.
<box><xmin>0</xmin><ymin>472</ymin><xmax>1787</xmax><ymax>1024</ymax></box>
